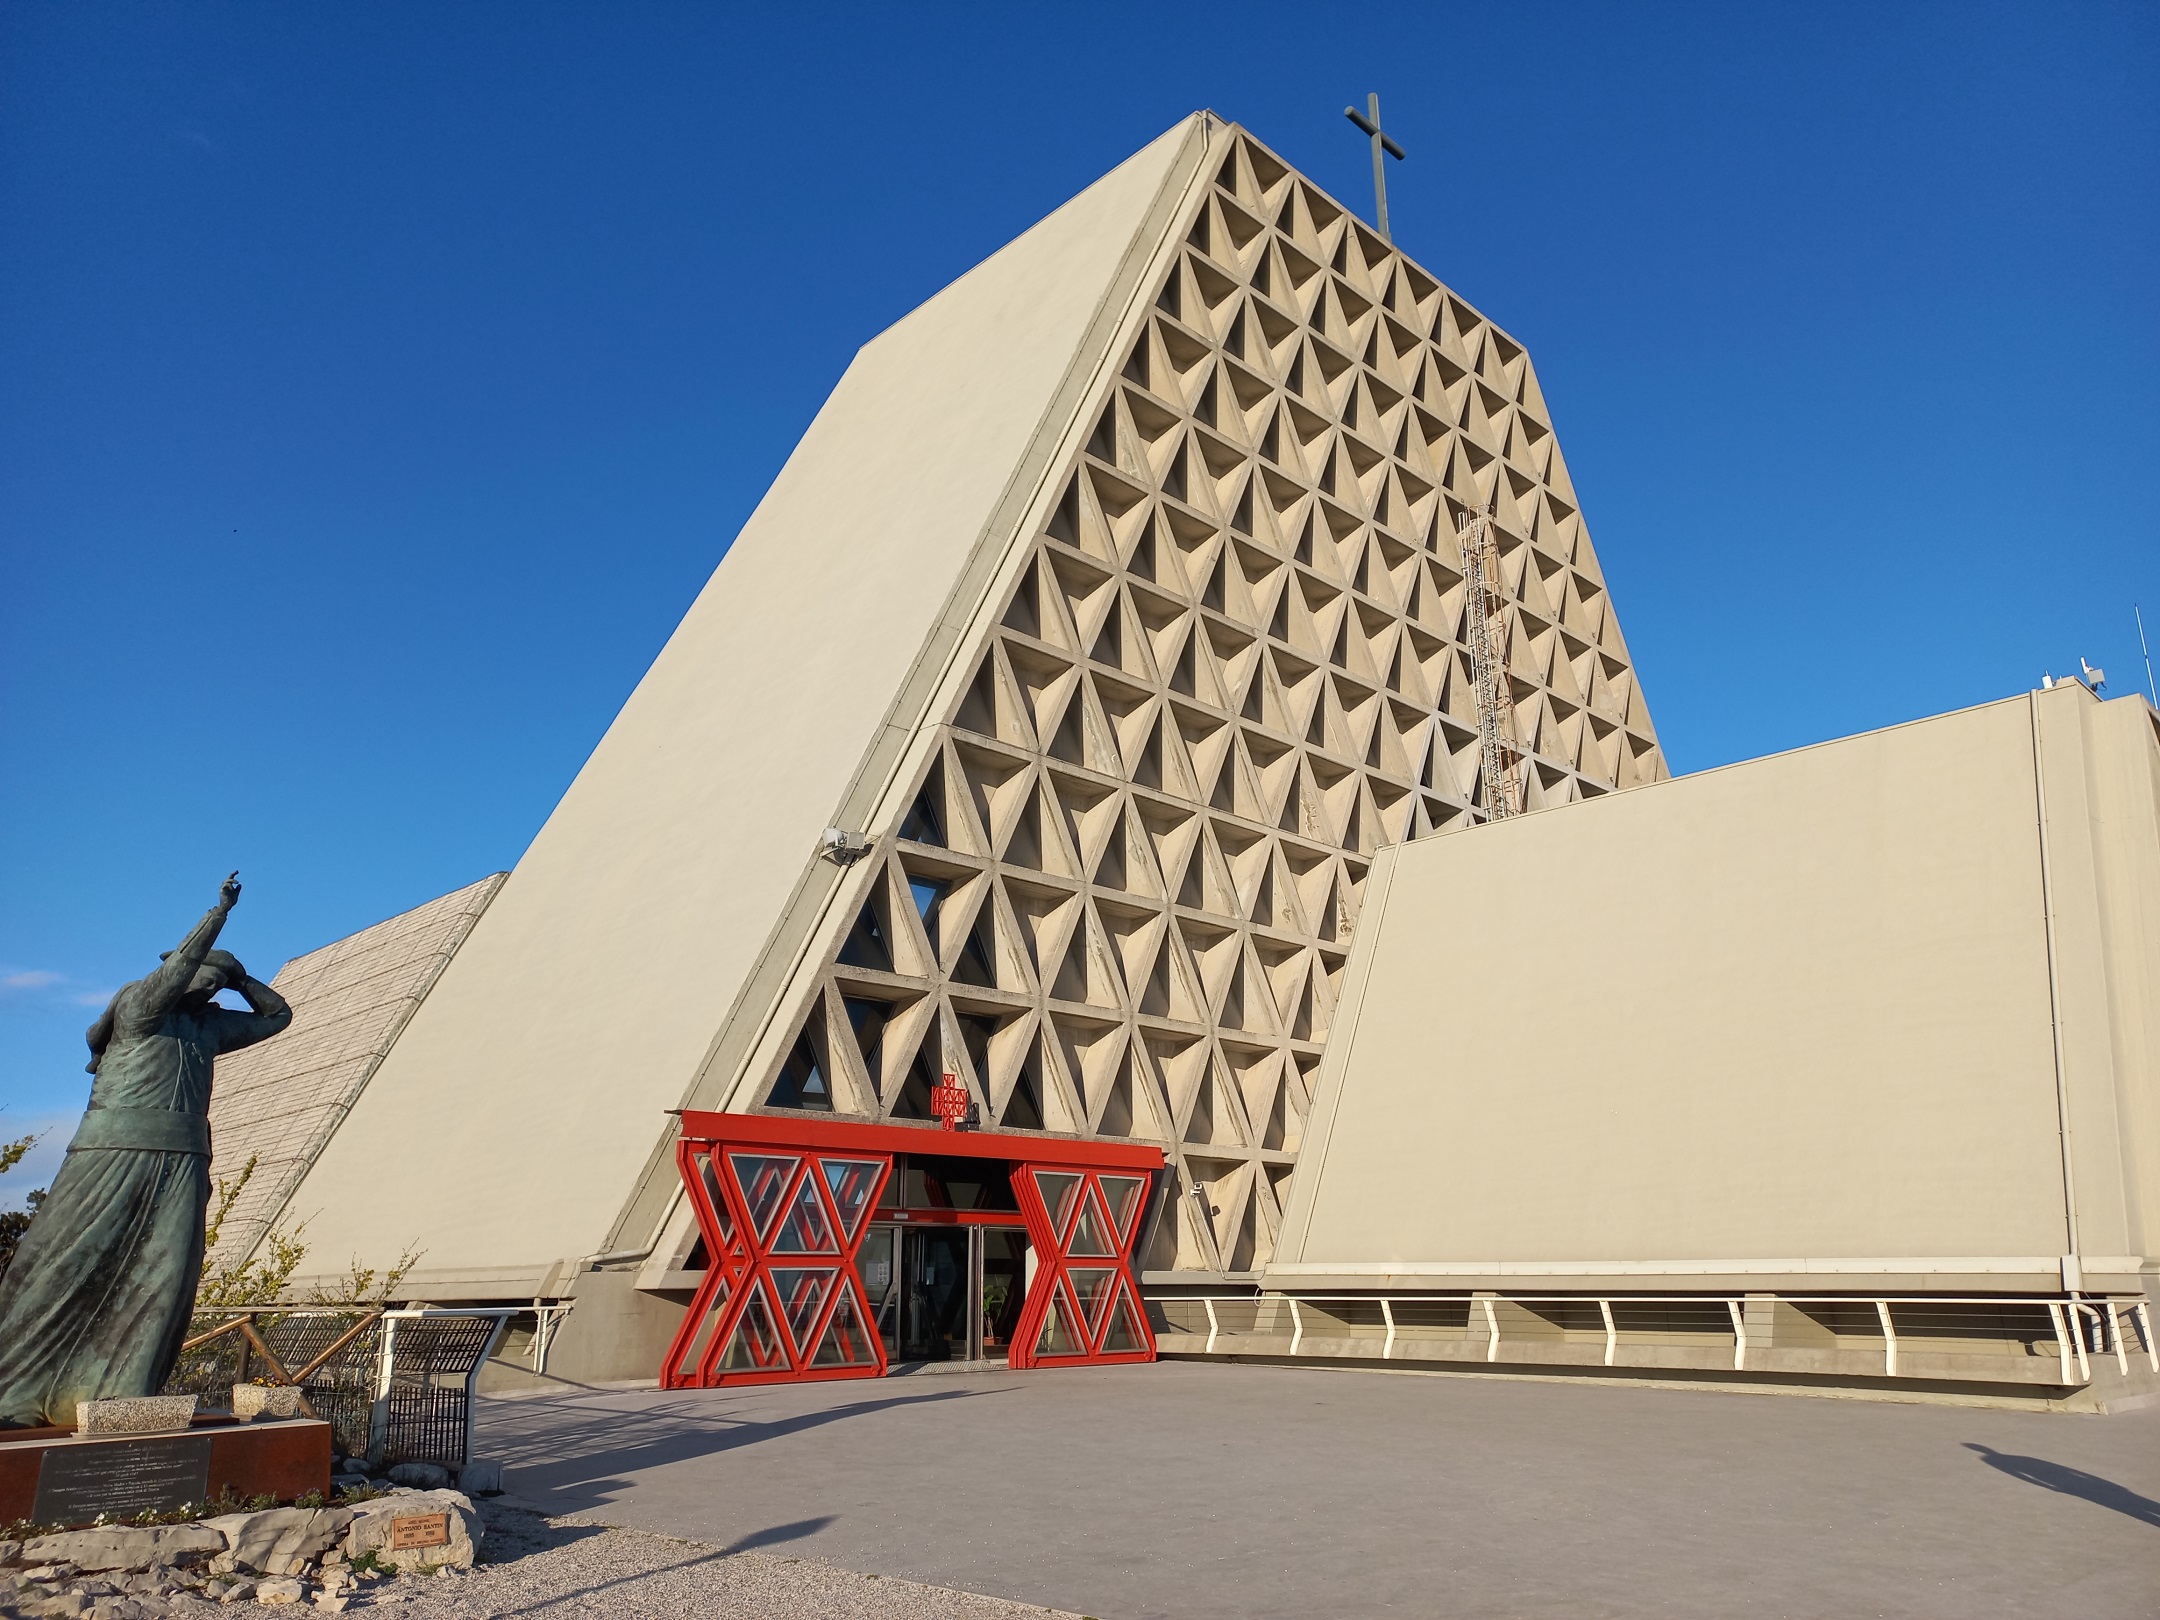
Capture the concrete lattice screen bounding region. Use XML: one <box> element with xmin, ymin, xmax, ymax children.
<box><xmin>219</xmin><ymin>119</ymin><xmax>1671</xmax><ymax>1344</ymax></box>
<box><xmin>748</xmin><ymin>129</ymin><xmax>1665</xmax><ymax>1280</ymax></box>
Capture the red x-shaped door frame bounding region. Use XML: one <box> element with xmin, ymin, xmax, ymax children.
<box><xmin>661</xmin><ymin>1139</ymin><xmax>892</xmax><ymax>1387</ymax></box>
<box><xmin>662</xmin><ymin>1113</ymin><xmax>1163</xmax><ymax>1388</ymax></box>
<box><xmin>1009</xmin><ymin>1164</ymin><xmax>1155</xmax><ymax>1369</ymax></box>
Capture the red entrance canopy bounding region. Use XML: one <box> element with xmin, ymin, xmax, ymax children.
<box><xmin>662</xmin><ymin>1111</ymin><xmax>1165</xmax><ymax>1388</ymax></box>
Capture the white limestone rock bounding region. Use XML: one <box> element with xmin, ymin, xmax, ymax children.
<box><xmin>253</xmin><ymin>1575</ymin><xmax>306</xmax><ymax>1604</ymax></box>
<box><xmin>21</xmin><ymin>1526</ymin><xmax>223</xmax><ymax>1573</ymax></box>
<box><xmin>203</xmin><ymin>1508</ymin><xmax>353</xmax><ymax>1577</ymax></box>
<box><xmin>341</xmin><ymin>1490</ymin><xmax>478</xmax><ymax>1571</ymax></box>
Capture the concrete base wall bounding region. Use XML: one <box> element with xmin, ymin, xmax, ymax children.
<box><xmin>1150</xmin><ymin>1287</ymin><xmax>2160</xmax><ymax>1412</ymax></box>
<box><xmin>472</xmin><ymin>1272</ymin><xmax>689</xmax><ymax>1393</ymax></box>
<box><xmin>1154</xmin><ymin>1338</ymin><xmax>2160</xmax><ymax>1414</ymax></box>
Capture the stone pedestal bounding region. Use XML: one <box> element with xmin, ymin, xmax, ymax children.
<box><xmin>75</xmin><ymin>1394</ymin><xmax>198</xmax><ymax>1435</ymax></box>
<box><xmin>0</xmin><ymin>1416</ymin><xmax>331</xmax><ymax>1528</ymax></box>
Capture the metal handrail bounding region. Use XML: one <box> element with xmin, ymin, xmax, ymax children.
<box><xmin>182</xmin><ymin>1308</ymin><xmax>385</xmax><ymax>1390</ymax></box>
<box><xmin>1144</xmin><ymin>1292</ymin><xmax>2158</xmax><ymax>1384</ymax></box>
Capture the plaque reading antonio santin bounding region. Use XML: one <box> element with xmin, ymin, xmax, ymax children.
<box><xmin>389</xmin><ymin>1512</ymin><xmax>451</xmax><ymax>1551</ymax></box>
<box><xmin>31</xmin><ymin>1434</ymin><xmax>214</xmax><ymax>1526</ymax></box>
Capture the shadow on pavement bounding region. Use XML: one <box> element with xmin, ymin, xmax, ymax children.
<box><xmin>716</xmin><ymin>1515</ymin><xmax>840</xmax><ymax>1555</ymax></box>
<box><xmin>484</xmin><ymin>1385</ymin><xmax>1010</xmax><ymax>1508</ymax></box>
<box><xmin>1964</xmin><ymin>1443</ymin><xmax>2160</xmax><ymax>1527</ymax></box>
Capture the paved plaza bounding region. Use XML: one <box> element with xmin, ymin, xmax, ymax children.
<box><xmin>477</xmin><ymin>1360</ymin><xmax>2160</xmax><ymax>1619</ymax></box>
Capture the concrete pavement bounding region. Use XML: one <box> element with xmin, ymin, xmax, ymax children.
<box><xmin>478</xmin><ymin>1360</ymin><xmax>2160</xmax><ymax>1619</ymax></box>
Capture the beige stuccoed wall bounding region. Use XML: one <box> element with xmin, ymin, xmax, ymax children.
<box><xmin>2067</xmin><ymin>692</ymin><xmax>2160</xmax><ymax>1271</ymax></box>
<box><xmin>281</xmin><ymin>116</ymin><xmax>1208</xmax><ymax>1293</ymax></box>
<box><xmin>1270</xmin><ymin>684</ymin><xmax>2159</xmax><ymax>1295</ymax></box>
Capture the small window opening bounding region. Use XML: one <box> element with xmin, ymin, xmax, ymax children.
<box><xmin>837</xmin><ymin>896</ymin><xmax>894</xmax><ymax>972</ymax></box>
<box><xmin>908</xmin><ymin>877</ymin><xmax>946</xmax><ymax>958</ymax></box>
<box><xmin>768</xmin><ymin>1031</ymin><xmax>834</xmax><ymax>1112</ymax></box>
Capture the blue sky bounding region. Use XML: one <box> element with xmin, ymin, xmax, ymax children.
<box><xmin>3</xmin><ymin>3</ymin><xmax>2154</xmax><ymax>1198</ymax></box>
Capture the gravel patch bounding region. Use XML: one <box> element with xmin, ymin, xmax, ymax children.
<box><xmin>367</xmin><ymin>1500</ymin><xmax>1086</xmax><ymax>1619</ymax></box>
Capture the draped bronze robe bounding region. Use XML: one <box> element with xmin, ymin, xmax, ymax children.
<box><xmin>0</xmin><ymin>901</ymin><xmax>290</xmax><ymax>1428</ymax></box>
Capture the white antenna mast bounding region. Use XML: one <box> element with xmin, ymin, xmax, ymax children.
<box><xmin>2138</xmin><ymin>605</ymin><xmax>2158</xmax><ymax>708</ymax></box>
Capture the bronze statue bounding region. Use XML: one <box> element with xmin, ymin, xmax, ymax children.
<box><xmin>0</xmin><ymin>875</ymin><xmax>292</xmax><ymax>1428</ymax></box>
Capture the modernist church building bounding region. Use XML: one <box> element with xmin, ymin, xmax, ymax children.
<box><xmin>207</xmin><ymin>113</ymin><xmax>2159</xmax><ymax>1408</ymax></box>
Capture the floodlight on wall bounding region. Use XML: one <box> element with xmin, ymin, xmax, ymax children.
<box><xmin>819</xmin><ymin>828</ymin><xmax>873</xmax><ymax>867</ymax></box>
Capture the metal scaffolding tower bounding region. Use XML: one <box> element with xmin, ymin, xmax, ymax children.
<box><xmin>1459</xmin><ymin>503</ymin><xmax>1526</xmax><ymax>820</ymax></box>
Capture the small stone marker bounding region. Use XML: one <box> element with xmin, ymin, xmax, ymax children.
<box><xmin>31</xmin><ymin>1433</ymin><xmax>214</xmax><ymax>1525</ymax></box>
<box><xmin>344</xmin><ymin>1488</ymin><xmax>480</xmax><ymax>1570</ymax></box>
<box><xmin>232</xmin><ymin>1383</ymin><xmax>304</xmax><ymax>1421</ymax></box>
<box><xmin>389</xmin><ymin>1513</ymin><xmax>451</xmax><ymax>1552</ymax></box>
<box><xmin>75</xmin><ymin>1394</ymin><xmax>197</xmax><ymax>1435</ymax></box>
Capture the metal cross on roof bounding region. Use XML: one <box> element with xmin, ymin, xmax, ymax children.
<box><xmin>1344</xmin><ymin>93</ymin><xmax>1406</xmax><ymax>243</ymax></box>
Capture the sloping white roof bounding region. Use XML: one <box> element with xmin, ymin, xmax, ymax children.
<box><xmin>208</xmin><ymin>874</ymin><xmax>504</xmax><ymax>1262</ymax></box>
<box><xmin>283</xmin><ymin>116</ymin><xmax>1213</xmax><ymax>1292</ymax></box>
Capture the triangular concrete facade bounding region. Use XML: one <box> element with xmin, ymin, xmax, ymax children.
<box><xmin>269</xmin><ymin>115</ymin><xmax>1666</xmax><ymax>1344</ymax></box>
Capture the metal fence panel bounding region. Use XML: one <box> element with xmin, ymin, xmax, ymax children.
<box><xmin>166</xmin><ymin>1307</ymin><xmax>506</xmax><ymax>1468</ymax></box>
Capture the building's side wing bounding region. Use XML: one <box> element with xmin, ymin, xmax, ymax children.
<box><xmin>1271</xmin><ymin>685</ymin><xmax>2156</xmax><ymax>1298</ymax></box>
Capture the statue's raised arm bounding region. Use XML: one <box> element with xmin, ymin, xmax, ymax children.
<box><xmin>134</xmin><ymin>873</ymin><xmax>242</xmax><ymax>1023</ymax></box>
<box><xmin>212</xmin><ymin>959</ymin><xmax>292</xmax><ymax>1056</ymax></box>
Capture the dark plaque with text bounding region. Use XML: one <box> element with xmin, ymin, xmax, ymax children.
<box><xmin>31</xmin><ymin>1435</ymin><xmax>214</xmax><ymax>1526</ymax></box>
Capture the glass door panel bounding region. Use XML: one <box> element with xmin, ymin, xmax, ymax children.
<box><xmin>821</xmin><ymin>1158</ymin><xmax>884</xmax><ymax>1239</ymax></box>
<box><xmin>1066</xmin><ymin>1265</ymin><xmax>1116</xmax><ymax>1336</ymax></box>
<box><xmin>811</xmin><ymin>1289</ymin><xmax>880</xmax><ymax>1368</ymax></box>
<box><xmin>1032</xmin><ymin>1171</ymin><xmax>1083</xmax><ymax>1236</ymax></box>
<box><xmin>728</xmin><ymin>1154</ymin><xmax>800</xmax><ymax>1240</ymax></box>
<box><xmin>1100</xmin><ymin>1283</ymin><xmax>1147</xmax><ymax>1353</ymax></box>
<box><xmin>771</xmin><ymin>1177</ymin><xmax>838</xmax><ymax>1253</ymax></box>
<box><xmin>982</xmin><ymin>1229</ymin><xmax>1028</xmax><ymax>1355</ymax></box>
<box><xmin>1034</xmin><ymin>1288</ymin><xmax>1086</xmax><ymax>1357</ymax></box>
<box><xmin>1066</xmin><ymin>1198</ymin><xmax>1113</xmax><ymax>1257</ymax></box>
<box><xmin>768</xmin><ymin>1266</ymin><xmax>834</xmax><ymax>1356</ymax></box>
<box><xmin>901</xmin><ymin>1227</ymin><xmax>970</xmax><ymax>1361</ymax></box>
<box><xmin>858</xmin><ymin>1225</ymin><xmax>901</xmax><ymax>1356</ymax></box>
<box><xmin>1097</xmin><ymin>1174</ymin><xmax>1146</xmax><ymax>1243</ymax></box>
